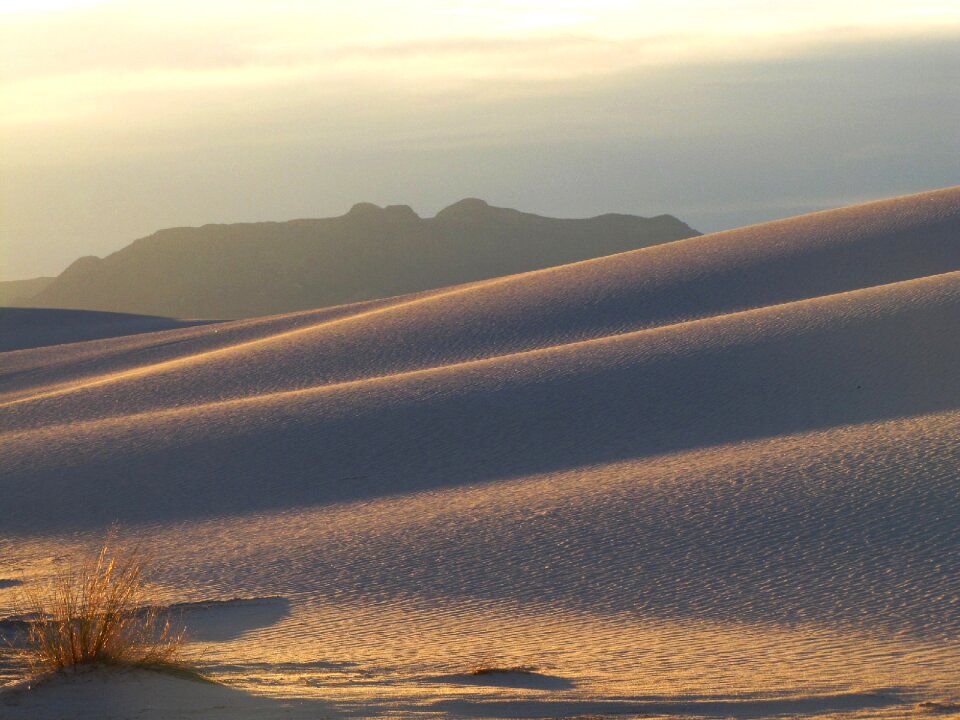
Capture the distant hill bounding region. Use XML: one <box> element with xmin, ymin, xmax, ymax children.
<box><xmin>0</xmin><ymin>276</ymin><xmax>54</xmax><ymax>306</ymax></box>
<box><xmin>12</xmin><ymin>199</ymin><xmax>699</xmax><ymax>319</ymax></box>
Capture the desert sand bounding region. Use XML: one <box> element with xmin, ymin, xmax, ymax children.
<box><xmin>1</xmin><ymin>187</ymin><xmax>959</xmax><ymax>718</ymax></box>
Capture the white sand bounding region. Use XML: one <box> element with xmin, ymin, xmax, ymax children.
<box><xmin>1</xmin><ymin>187</ymin><xmax>958</xmax><ymax>718</ymax></box>
<box><xmin>0</xmin><ymin>307</ymin><xmax>214</xmax><ymax>352</ymax></box>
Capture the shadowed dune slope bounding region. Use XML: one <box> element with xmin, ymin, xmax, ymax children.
<box><xmin>0</xmin><ymin>308</ymin><xmax>217</xmax><ymax>352</ymax></box>
<box><xmin>2</xmin><ymin>189</ymin><xmax>960</xmax><ymax>716</ymax></box>
<box><xmin>0</xmin><ymin>186</ymin><xmax>958</xmax><ymax>535</ymax></box>
<box><xmin>2</xmin><ymin>187</ymin><xmax>958</xmax><ymax>406</ymax></box>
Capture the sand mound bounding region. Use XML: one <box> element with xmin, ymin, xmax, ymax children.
<box><xmin>1</xmin><ymin>187</ymin><xmax>959</xmax><ymax>530</ymax></box>
<box><xmin>0</xmin><ymin>666</ymin><xmax>327</xmax><ymax>719</ymax></box>
<box><xmin>1</xmin><ymin>187</ymin><xmax>958</xmax><ymax>718</ymax></box>
<box><xmin>0</xmin><ymin>308</ymin><xmax>215</xmax><ymax>352</ymax></box>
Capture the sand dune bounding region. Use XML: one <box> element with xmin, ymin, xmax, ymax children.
<box><xmin>1</xmin><ymin>187</ymin><xmax>959</xmax><ymax>718</ymax></box>
<box><xmin>0</xmin><ymin>308</ymin><xmax>215</xmax><ymax>353</ymax></box>
<box><xmin>2</xmin><ymin>187</ymin><xmax>959</xmax><ymax>525</ymax></box>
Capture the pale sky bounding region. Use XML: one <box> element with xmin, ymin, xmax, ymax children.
<box><xmin>2</xmin><ymin>0</ymin><xmax>959</xmax><ymax>280</ymax></box>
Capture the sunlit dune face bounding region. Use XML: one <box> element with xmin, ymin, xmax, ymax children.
<box><xmin>0</xmin><ymin>190</ymin><xmax>959</xmax><ymax>714</ymax></box>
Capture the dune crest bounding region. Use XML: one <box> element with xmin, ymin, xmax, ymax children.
<box><xmin>1</xmin><ymin>187</ymin><xmax>958</xmax><ymax>718</ymax></box>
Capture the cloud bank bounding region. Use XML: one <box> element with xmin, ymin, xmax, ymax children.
<box><xmin>1</xmin><ymin>2</ymin><xmax>958</xmax><ymax>279</ymax></box>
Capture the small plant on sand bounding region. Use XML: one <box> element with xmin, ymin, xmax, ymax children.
<box><xmin>471</xmin><ymin>664</ymin><xmax>538</xmax><ymax>676</ymax></box>
<box><xmin>469</xmin><ymin>657</ymin><xmax>539</xmax><ymax>676</ymax></box>
<box><xmin>15</xmin><ymin>536</ymin><xmax>186</xmax><ymax>674</ymax></box>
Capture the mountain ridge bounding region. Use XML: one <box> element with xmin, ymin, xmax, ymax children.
<box><xmin>12</xmin><ymin>199</ymin><xmax>698</xmax><ymax>320</ymax></box>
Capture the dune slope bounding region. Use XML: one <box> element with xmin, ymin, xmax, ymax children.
<box><xmin>1</xmin><ymin>187</ymin><xmax>959</xmax><ymax>719</ymax></box>
<box><xmin>0</xmin><ymin>308</ymin><xmax>216</xmax><ymax>352</ymax></box>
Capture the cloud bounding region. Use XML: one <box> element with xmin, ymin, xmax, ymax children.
<box><xmin>4</xmin><ymin>0</ymin><xmax>958</xmax><ymax>105</ymax></box>
<box><xmin>0</xmin><ymin>0</ymin><xmax>111</xmax><ymax>13</ymax></box>
<box><xmin>1</xmin><ymin>20</ymin><xmax>958</xmax><ymax>279</ymax></box>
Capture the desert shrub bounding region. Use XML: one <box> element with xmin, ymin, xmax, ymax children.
<box><xmin>470</xmin><ymin>664</ymin><xmax>538</xmax><ymax>675</ymax></box>
<box><xmin>15</xmin><ymin>537</ymin><xmax>185</xmax><ymax>673</ymax></box>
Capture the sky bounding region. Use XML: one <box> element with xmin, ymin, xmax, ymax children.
<box><xmin>1</xmin><ymin>0</ymin><xmax>959</xmax><ymax>281</ymax></box>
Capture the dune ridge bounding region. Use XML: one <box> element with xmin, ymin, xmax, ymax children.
<box><xmin>2</xmin><ymin>187</ymin><xmax>959</xmax><ymax>718</ymax></box>
<box><xmin>3</xmin><ymin>187</ymin><xmax>958</xmax><ymax>410</ymax></box>
<box><xmin>2</xmin><ymin>189</ymin><xmax>960</xmax><ymax>511</ymax></box>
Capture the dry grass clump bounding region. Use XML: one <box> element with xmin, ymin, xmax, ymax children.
<box><xmin>15</xmin><ymin>538</ymin><xmax>185</xmax><ymax>674</ymax></box>
<box><xmin>470</xmin><ymin>663</ymin><xmax>539</xmax><ymax>676</ymax></box>
<box><xmin>917</xmin><ymin>699</ymin><xmax>960</xmax><ymax>714</ymax></box>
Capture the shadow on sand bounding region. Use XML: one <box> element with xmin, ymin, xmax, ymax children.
<box><xmin>424</xmin><ymin>670</ymin><xmax>575</xmax><ymax>691</ymax></box>
<box><xmin>423</xmin><ymin>688</ymin><xmax>908</xmax><ymax>719</ymax></box>
<box><xmin>167</xmin><ymin>596</ymin><xmax>292</xmax><ymax>643</ymax></box>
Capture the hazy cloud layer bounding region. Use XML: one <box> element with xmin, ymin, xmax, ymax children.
<box><xmin>1</xmin><ymin>2</ymin><xmax>958</xmax><ymax>279</ymax></box>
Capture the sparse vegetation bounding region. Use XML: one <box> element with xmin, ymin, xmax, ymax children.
<box><xmin>470</xmin><ymin>663</ymin><xmax>539</xmax><ymax>676</ymax></box>
<box><xmin>917</xmin><ymin>700</ymin><xmax>960</xmax><ymax>714</ymax></box>
<box><xmin>15</xmin><ymin>536</ymin><xmax>187</xmax><ymax>674</ymax></box>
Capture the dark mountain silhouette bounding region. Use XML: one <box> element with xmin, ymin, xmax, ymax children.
<box><xmin>0</xmin><ymin>276</ymin><xmax>54</xmax><ymax>306</ymax></box>
<box><xmin>13</xmin><ymin>199</ymin><xmax>699</xmax><ymax>319</ymax></box>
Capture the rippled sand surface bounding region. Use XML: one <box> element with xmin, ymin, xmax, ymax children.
<box><xmin>2</xmin><ymin>188</ymin><xmax>959</xmax><ymax>718</ymax></box>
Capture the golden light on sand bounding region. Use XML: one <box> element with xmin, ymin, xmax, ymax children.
<box><xmin>1</xmin><ymin>160</ymin><xmax>959</xmax><ymax>715</ymax></box>
<box><xmin>0</xmin><ymin>0</ymin><xmax>958</xmax><ymax>714</ymax></box>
